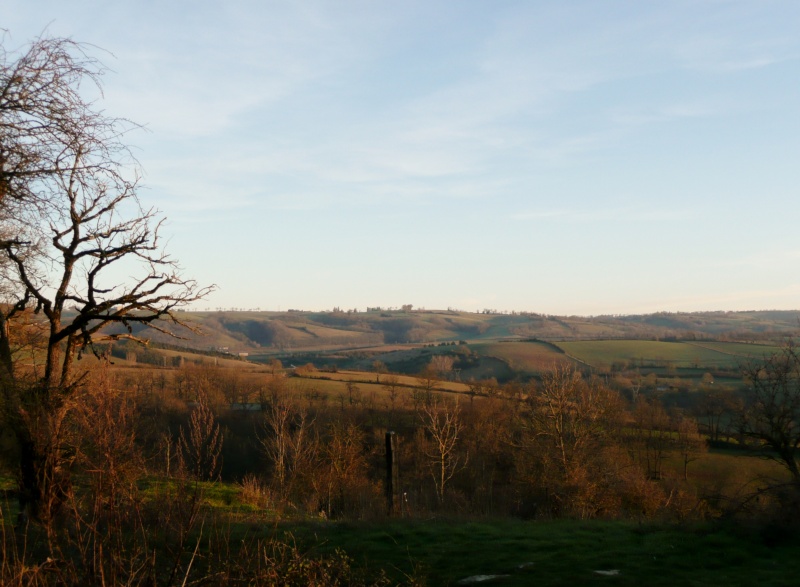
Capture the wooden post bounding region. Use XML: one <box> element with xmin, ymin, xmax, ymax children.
<box><xmin>385</xmin><ymin>431</ymin><xmax>400</xmax><ymax>515</ymax></box>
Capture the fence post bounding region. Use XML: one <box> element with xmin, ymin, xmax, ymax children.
<box><xmin>386</xmin><ymin>431</ymin><xmax>400</xmax><ymax>515</ymax></box>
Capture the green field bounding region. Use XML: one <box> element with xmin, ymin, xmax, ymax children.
<box><xmin>685</xmin><ymin>341</ymin><xmax>781</xmax><ymax>359</ymax></box>
<box><xmin>554</xmin><ymin>340</ymin><xmax>780</xmax><ymax>370</ymax></box>
<box><xmin>294</xmin><ymin>518</ymin><xmax>800</xmax><ymax>586</ymax></box>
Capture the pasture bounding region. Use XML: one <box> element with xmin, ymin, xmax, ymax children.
<box><xmin>468</xmin><ymin>341</ymin><xmax>572</xmax><ymax>374</ymax></box>
<box><xmin>554</xmin><ymin>340</ymin><xmax>777</xmax><ymax>371</ymax></box>
<box><xmin>685</xmin><ymin>341</ymin><xmax>781</xmax><ymax>360</ymax></box>
<box><xmin>297</xmin><ymin>369</ymin><xmax>470</xmax><ymax>394</ymax></box>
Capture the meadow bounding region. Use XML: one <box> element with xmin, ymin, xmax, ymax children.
<box><xmin>466</xmin><ymin>341</ymin><xmax>571</xmax><ymax>375</ymax></box>
<box><xmin>554</xmin><ymin>340</ymin><xmax>779</xmax><ymax>371</ymax></box>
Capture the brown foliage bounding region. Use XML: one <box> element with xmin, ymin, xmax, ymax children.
<box><xmin>314</xmin><ymin>420</ymin><xmax>380</xmax><ymax>518</ymax></box>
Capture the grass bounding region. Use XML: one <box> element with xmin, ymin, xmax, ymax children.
<box><xmin>555</xmin><ymin>340</ymin><xmax>763</xmax><ymax>370</ymax></box>
<box><xmin>0</xmin><ymin>476</ymin><xmax>15</xmax><ymax>492</ymax></box>
<box><xmin>685</xmin><ymin>341</ymin><xmax>781</xmax><ymax>359</ymax></box>
<box><xmin>469</xmin><ymin>341</ymin><xmax>571</xmax><ymax>374</ymax></box>
<box><xmin>136</xmin><ymin>477</ymin><xmax>272</xmax><ymax>514</ymax></box>
<box><xmin>5</xmin><ymin>470</ymin><xmax>799</xmax><ymax>586</ymax></box>
<box><xmin>5</xmin><ymin>494</ymin><xmax>797</xmax><ymax>586</ymax></box>
<box><xmin>287</xmin><ymin>518</ymin><xmax>800</xmax><ymax>586</ymax></box>
<box><xmin>296</xmin><ymin>370</ymin><xmax>471</xmax><ymax>395</ymax></box>
<box><xmin>653</xmin><ymin>447</ymin><xmax>791</xmax><ymax>507</ymax></box>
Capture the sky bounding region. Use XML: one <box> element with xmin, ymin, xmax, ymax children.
<box><xmin>3</xmin><ymin>1</ymin><xmax>800</xmax><ymax>316</ymax></box>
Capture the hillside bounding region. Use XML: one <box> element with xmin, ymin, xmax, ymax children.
<box><xmin>102</xmin><ymin>309</ymin><xmax>800</xmax><ymax>357</ymax></box>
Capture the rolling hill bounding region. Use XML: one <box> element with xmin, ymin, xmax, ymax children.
<box><xmin>108</xmin><ymin>309</ymin><xmax>798</xmax><ymax>355</ymax></box>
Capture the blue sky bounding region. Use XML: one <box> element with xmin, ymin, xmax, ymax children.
<box><xmin>4</xmin><ymin>1</ymin><xmax>800</xmax><ymax>315</ymax></box>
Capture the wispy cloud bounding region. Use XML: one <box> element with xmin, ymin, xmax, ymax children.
<box><xmin>511</xmin><ymin>205</ymin><xmax>697</xmax><ymax>223</ymax></box>
<box><xmin>710</xmin><ymin>248</ymin><xmax>800</xmax><ymax>270</ymax></box>
<box><xmin>512</xmin><ymin>209</ymin><xmax>572</xmax><ymax>221</ymax></box>
<box><xmin>9</xmin><ymin>0</ymin><xmax>800</xmax><ymax>314</ymax></box>
<box><xmin>653</xmin><ymin>1</ymin><xmax>800</xmax><ymax>74</ymax></box>
<box><xmin>101</xmin><ymin>3</ymin><xmax>386</xmax><ymax>139</ymax></box>
<box><xmin>609</xmin><ymin>101</ymin><xmax>723</xmax><ymax>126</ymax></box>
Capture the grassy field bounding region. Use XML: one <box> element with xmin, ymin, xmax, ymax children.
<box><xmin>296</xmin><ymin>370</ymin><xmax>471</xmax><ymax>395</ymax></box>
<box><xmin>468</xmin><ymin>341</ymin><xmax>572</xmax><ymax>375</ymax></box>
<box><xmin>554</xmin><ymin>340</ymin><xmax>776</xmax><ymax>370</ymax></box>
<box><xmin>663</xmin><ymin>448</ymin><xmax>789</xmax><ymax>500</ymax></box>
<box><xmin>289</xmin><ymin>518</ymin><xmax>800</xmax><ymax>586</ymax></box>
<box><xmin>6</xmin><ymin>481</ymin><xmax>798</xmax><ymax>586</ymax></box>
<box><xmin>684</xmin><ymin>341</ymin><xmax>781</xmax><ymax>359</ymax></box>
<box><xmin>98</xmin><ymin>470</ymin><xmax>800</xmax><ymax>586</ymax></box>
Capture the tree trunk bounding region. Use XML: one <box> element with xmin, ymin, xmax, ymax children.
<box><xmin>13</xmin><ymin>404</ymin><xmax>70</xmax><ymax>526</ymax></box>
<box><xmin>0</xmin><ymin>311</ymin><xmax>13</xmax><ymax>379</ymax></box>
<box><xmin>7</xmin><ymin>381</ymin><xmax>73</xmax><ymax>526</ymax></box>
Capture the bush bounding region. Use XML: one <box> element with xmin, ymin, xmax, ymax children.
<box><xmin>239</xmin><ymin>474</ymin><xmax>273</xmax><ymax>510</ymax></box>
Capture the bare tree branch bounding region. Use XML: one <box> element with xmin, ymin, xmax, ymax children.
<box><xmin>1</xmin><ymin>34</ymin><xmax>213</xmax><ymax>389</ymax></box>
<box><xmin>0</xmin><ymin>32</ymin><xmax>214</xmax><ymax>521</ymax></box>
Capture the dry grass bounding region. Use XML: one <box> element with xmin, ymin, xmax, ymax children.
<box><xmin>471</xmin><ymin>341</ymin><xmax>572</xmax><ymax>373</ymax></box>
<box><xmin>298</xmin><ymin>370</ymin><xmax>471</xmax><ymax>393</ymax></box>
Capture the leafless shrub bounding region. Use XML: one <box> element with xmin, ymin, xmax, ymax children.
<box><xmin>259</xmin><ymin>390</ymin><xmax>317</xmax><ymax>503</ymax></box>
<box><xmin>314</xmin><ymin>421</ymin><xmax>380</xmax><ymax>519</ymax></box>
<box><xmin>239</xmin><ymin>473</ymin><xmax>273</xmax><ymax>510</ymax></box>
<box><xmin>418</xmin><ymin>398</ymin><xmax>466</xmax><ymax>507</ymax></box>
<box><xmin>178</xmin><ymin>392</ymin><xmax>224</xmax><ymax>482</ymax></box>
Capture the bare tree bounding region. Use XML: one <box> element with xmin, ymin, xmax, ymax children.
<box><xmin>259</xmin><ymin>390</ymin><xmax>316</xmax><ymax>501</ymax></box>
<box><xmin>316</xmin><ymin>421</ymin><xmax>373</xmax><ymax>518</ymax></box>
<box><xmin>429</xmin><ymin>355</ymin><xmax>454</xmax><ymax>380</ymax></box>
<box><xmin>0</xmin><ymin>34</ymin><xmax>212</xmax><ymax>520</ymax></box>
<box><xmin>695</xmin><ymin>389</ymin><xmax>736</xmax><ymax>443</ymax></box>
<box><xmin>674</xmin><ymin>412</ymin><xmax>706</xmax><ymax>481</ymax></box>
<box><xmin>738</xmin><ymin>343</ymin><xmax>800</xmax><ymax>483</ymax></box>
<box><xmin>2</xmin><ymin>33</ymin><xmax>211</xmax><ymax>381</ymax></box>
<box><xmin>382</xmin><ymin>374</ymin><xmax>402</xmax><ymax>425</ymax></box>
<box><xmin>629</xmin><ymin>369</ymin><xmax>643</xmax><ymax>403</ymax></box>
<box><xmin>518</xmin><ymin>366</ymin><xmax>627</xmax><ymax>516</ymax></box>
<box><xmin>415</xmin><ymin>366</ymin><xmax>439</xmax><ymax>408</ymax></box>
<box><xmin>630</xmin><ymin>397</ymin><xmax>674</xmax><ymax>481</ymax></box>
<box><xmin>178</xmin><ymin>393</ymin><xmax>224</xmax><ymax>482</ymax></box>
<box><xmin>345</xmin><ymin>380</ymin><xmax>361</xmax><ymax>406</ymax></box>
<box><xmin>372</xmin><ymin>360</ymin><xmax>387</xmax><ymax>383</ymax></box>
<box><xmin>418</xmin><ymin>398</ymin><xmax>466</xmax><ymax>505</ymax></box>
<box><xmin>527</xmin><ymin>367</ymin><xmax>622</xmax><ymax>479</ymax></box>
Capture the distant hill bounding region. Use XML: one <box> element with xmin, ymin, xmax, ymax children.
<box><xmin>99</xmin><ymin>309</ymin><xmax>800</xmax><ymax>357</ymax></box>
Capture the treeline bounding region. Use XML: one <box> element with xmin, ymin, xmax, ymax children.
<box><xmin>109</xmin><ymin>362</ymin><xmax>720</xmax><ymax>521</ymax></box>
<box><xmin>1</xmin><ymin>355</ymin><xmax>795</xmax><ymax>585</ymax></box>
